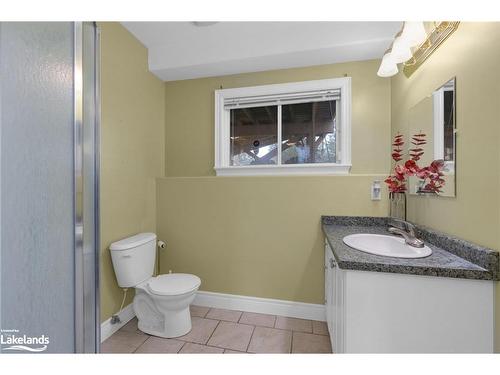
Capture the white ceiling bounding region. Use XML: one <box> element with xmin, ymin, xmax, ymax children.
<box><xmin>121</xmin><ymin>22</ymin><xmax>402</xmax><ymax>81</ymax></box>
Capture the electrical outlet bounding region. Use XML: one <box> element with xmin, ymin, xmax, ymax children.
<box><xmin>371</xmin><ymin>180</ymin><xmax>381</xmax><ymax>201</ymax></box>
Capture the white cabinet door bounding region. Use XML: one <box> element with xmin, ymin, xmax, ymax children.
<box><xmin>324</xmin><ymin>240</ymin><xmax>336</xmax><ymax>350</ymax></box>
<box><xmin>343</xmin><ymin>270</ymin><xmax>494</xmax><ymax>353</ymax></box>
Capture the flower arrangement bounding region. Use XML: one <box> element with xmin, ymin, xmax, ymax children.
<box><xmin>385</xmin><ymin>133</ymin><xmax>446</xmax><ymax>194</ymax></box>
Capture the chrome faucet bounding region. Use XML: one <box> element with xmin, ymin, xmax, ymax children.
<box><xmin>388</xmin><ymin>219</ymin><xmax>425</xmax><ymax>248</ymax></box>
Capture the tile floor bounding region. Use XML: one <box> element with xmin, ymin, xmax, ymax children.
<box><xmin>101</xmin><ymin>306</ymin><xmax>332</xmax><ymax>354</ymax></box>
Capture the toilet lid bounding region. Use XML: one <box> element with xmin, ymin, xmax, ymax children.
<box><xmin>147</xmin><ymin>274</ymin><xmax>201</xmax><ymax>296</ymax></box>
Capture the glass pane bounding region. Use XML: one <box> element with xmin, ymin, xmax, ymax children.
<box><xmin>0</xmin><ymin>22</ymin><xmax>75</xmax><ymax>352</ymax></box>
<box><xmin>230</xmin><ymin>106</ymin><xmax>278</xmax><ymax>166</ymax></box>
<box><xmin>281</xmin><ymin>101</ymin><xmax>337</xmax><ymax>164</ymax></box>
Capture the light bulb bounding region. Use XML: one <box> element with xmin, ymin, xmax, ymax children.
<box><xmin>401</xmin><ymin>22</ymin><xmax>427</xmax><ymax>47</ymax></box>
<box><xmin>377</xmin><ymin>49</ymin><xmax>398</xmax><ymax>78</ymax></box>
<box><xmin>391</xmin><ymin>30</ymin><xmax>412</xmax><ymax>63</ymax></box>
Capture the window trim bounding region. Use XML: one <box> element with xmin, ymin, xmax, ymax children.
<box><xmin>214</xmin><ymin>77</ymin><xmax>352</xmax><ymax>176</ymax></box>
<box><xmin>432</xmin><ymin>83</ymin><xmax>455</xmax><ymax>175</ymax></box>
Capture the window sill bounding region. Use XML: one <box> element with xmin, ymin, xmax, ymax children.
<box><xmin>214</xmin><ymin>164</ymin><xmax>352</xmax><ymax>177</ymax></box>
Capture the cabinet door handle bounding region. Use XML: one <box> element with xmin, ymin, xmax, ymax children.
<box><xmin>329</xmin><ymin>258</ymin><xmax>336</xmax><ymax>268</ymax></box>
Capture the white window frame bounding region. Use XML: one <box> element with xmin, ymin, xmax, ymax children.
<box><xmin>214</xmin><ymin>77</ymin><xmax>352</xmax><ymax>176</ymax></box>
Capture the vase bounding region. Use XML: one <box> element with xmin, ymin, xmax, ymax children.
<box><xmin>389</xmin><ymin>192</ymin><xmax>406</xmax><ymax>221</ymax></box>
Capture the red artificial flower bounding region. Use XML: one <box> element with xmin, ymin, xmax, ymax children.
<box><xmin>416</xmin><ymin>167</ymin><xmax>430</xmax><ymax>179</ymax></box>
<box><xmin>391</xmin><ymin>133</ymin><xmax>405</xmax><ymax>162</ymax></box>
<box><xmin>404</xmin><ymin>159</ymin><xmax>420</xmax><ymax>175</ymax></box>
<box><xmin>385</xmin><ymin>133</ymin><xmax>446</xmax><ymax>195</ymax></box>
<box><xmin>429</xmin><ymin>159</ymin><xmax>445</xmax><ymax>173</ymax></box>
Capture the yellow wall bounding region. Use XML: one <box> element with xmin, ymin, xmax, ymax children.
<box><xmin>390</xmin><ymin>22</ymin><xmax>500</xmax><ymax>351</ymax></box>
<box><xmin>158</xmin><ymin>60</ymin><xmax>391</xmax><ymax>304</ymax></box>
<box><xmin>99</xmin><ymin>22</ymin><xmax>165</xmax><ymax>322</ymax></box>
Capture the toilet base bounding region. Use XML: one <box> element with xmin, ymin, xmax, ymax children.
<box><xmin>133</xmin><ymin>287</ymin><xmax>196</xmax><ymax>338</ymax></box>
<box><xmin>137</xmin><ymin>306</ymin><xmax>192</xmax><ymax>338</ymax></box>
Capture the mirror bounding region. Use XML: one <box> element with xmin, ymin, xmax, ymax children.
<box><xmin>408</xmin><ymin>78</ymin><xmax>456</xmax><ymax>197</ymax></box>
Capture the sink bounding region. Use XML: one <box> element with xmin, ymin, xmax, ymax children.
<box><xmin>343</xmin><ymin>234</ymin><xmax>432</xmax><ymax>258</ymax></box>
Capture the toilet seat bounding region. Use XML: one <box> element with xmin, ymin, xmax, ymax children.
<box><xmin>147</xmin><ymin>273</ymin><xmax>201</xmax><ymax>296</ymax></box>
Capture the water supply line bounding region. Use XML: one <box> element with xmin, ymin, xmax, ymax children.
<box><xmin>111</xmin><ymin>288</ymin><xmax>128</xmax><ymax>324</ymax></box>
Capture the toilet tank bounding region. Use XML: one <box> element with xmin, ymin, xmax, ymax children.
<box><xmin>109</xmin><ymin>233</ymin><xmax>157</xmax><ymax>288</ymax></box>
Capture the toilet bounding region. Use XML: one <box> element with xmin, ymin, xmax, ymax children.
<box><xmin>109</xmin><ymin>233</ymin><xmax>201</xmax><ymax>338</ymax></box>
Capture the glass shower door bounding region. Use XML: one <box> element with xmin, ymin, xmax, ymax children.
<box><xmin>0</xmin><ymin>22</ymin><xmax>99</xmax><ymax>353</ymax></box>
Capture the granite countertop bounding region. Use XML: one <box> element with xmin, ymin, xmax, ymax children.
<box><xmin>322</xmin><ymin>216</ymin><xmax>499</xmax><ymax>281</ymax></box>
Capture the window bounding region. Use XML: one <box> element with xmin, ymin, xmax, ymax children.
<box><xmin>215</xmin><ymin>78</ymin><xmax>351</xmax><ymax>176</ymax></box>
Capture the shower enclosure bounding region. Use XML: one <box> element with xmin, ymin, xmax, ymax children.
<box><xmin>0</xmin><ymin>22</ymin><xmax>100</xmax><ymax>353</ymax></box>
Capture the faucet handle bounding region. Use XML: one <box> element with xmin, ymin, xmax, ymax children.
<box><xmin>389</xmin><ymin>218</ymin><xmax>406</xmax><ymax>229</ymax></box>
<box><xmin>389</xmin><ymin>218</ymin><xmax>416</xmax><ymax>235</ymax></box>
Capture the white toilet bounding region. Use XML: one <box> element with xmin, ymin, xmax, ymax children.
<box><xmin>110</xmin><ymin>233</ymin><xmax>201</xmax><ymax>338</ymax></box>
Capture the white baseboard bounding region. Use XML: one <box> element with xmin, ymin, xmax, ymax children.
<box><xmin>194</xmin><ymin>291</ymin><xmax>326</xmax><ymax>322</ymax></box>
<box><xmin>100</xmin><ymin>303</ymin><xmax>136</xmax><ymax>343</ymax></box>
<box><xmin>100</xmin><ymin>291</ymin><xmax>326</xmax><ymax>342</ymax></box>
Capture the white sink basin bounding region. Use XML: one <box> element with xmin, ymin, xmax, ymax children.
<box><xmin>343</xmin><ymin>233</ymin><xmax>432</xmax><ymax>259</ymax></box>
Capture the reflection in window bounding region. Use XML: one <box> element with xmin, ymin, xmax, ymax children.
<box><xmin>230</xmin><ymin>106</ymin><xmax>278</xmax><ymax>166</ymax></box>
<box><xmin>443</xmin><ymin>90</ymin><xmax>454</xmax><ymax>162</ymax></box>
<box><xmin>282</xmin><ymin>101</ymin><xmax>337</xmax><ymax>164</ymax></box>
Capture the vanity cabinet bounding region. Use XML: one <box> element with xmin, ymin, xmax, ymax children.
<box><xmin>324</xmin><ymin>239</ymin><xmax>494</xmax><ymax>353</ymax></box>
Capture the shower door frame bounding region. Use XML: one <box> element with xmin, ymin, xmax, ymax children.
<box><xmin>74</xmin><ymin>21</ymin><xmax>101</xmax><ymax>353</ymax></box>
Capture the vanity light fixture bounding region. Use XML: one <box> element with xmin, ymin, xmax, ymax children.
<box><xmin>378</xmin><ymin>21</ymin><xmax>460</xmax><ymax>78</ymax></box>
<box><xmin>377</xmin><ymin>22</ymin><xmax>427</xmax><ymax>78</ymax></box>
<box><xmin>403</xmin><ymin>22</ymin><xmax>460</xmax><ymax>77</ymax></box>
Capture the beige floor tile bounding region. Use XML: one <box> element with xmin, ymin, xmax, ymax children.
<box><xmin>190</xmin><ymin>305</ymin><xmax>210</xmax><ymax>318</ymax></box>
<box><xmin>312</xmin><ymin>320</ymin><xmax>329</xmax><ymax>336</ymax></box>
<box><xmin>179</xmin><ymin>343</ymin><xmax>224</xmax><ymax>353</ymax></box>
<box><xmin>176</xmin><ymin>317</ymin><xmax>219</xmax><ymax>344</ymax></box>
<box><xmin>206</xmin><ymin>308</ymin><xmax>242</xmax><ymax>322</ymax></box>
<box><xmin>120</xmin><ymin>317</ymin><xmax>140</xmax><ymax>333</ymax></box>
<box><xmin>207</xmin><ymin>321</ymin><xmax>254</xmax><ymax>352</ymax></box>
<box><xmin>275</xmin><ymin>316</ymin><xmax>313</xmax><ymax>333</ymax></box>
<box><xmin>101</xmin><ymin>330</ymin><xmax>148</xmax><ymax>353</ymax></box>
<box><xmin>239</xmin><ymin>312</ymin><xmax>276</xmax><ymax>328</ymax></box>
<box><xmin>247</xmin><ymin>326</ymin><xmax>292</xmax><ymax>353</ymax></box>
<box><xmin>134</xmin><ymin>336</ymin><xmax>185</xmax><ymax>353</ymax></box>
<box><xmin>292</xmin><ymin>332</ymin><xmax>332</xmax><ymax>353</ymax></box>
<box><xmin>104</xmin><ymin>312</ymin><xmax>331</xmax><ymax>355</ymax></box>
